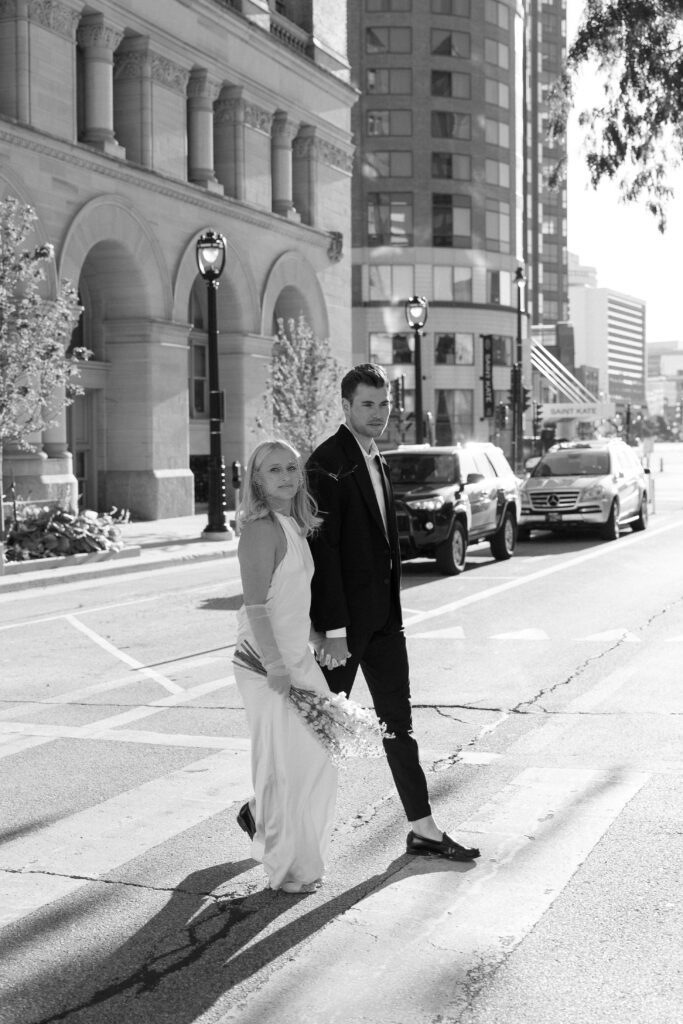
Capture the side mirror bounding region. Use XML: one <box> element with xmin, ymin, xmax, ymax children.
<box><xmin>466</xmin><ymin>472</ymin><xmax>484</xmax><ymax>485</ymax></box>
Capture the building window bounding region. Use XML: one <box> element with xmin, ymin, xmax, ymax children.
<box><xmin>431</xmin><ymin>70</ymin><xmax>471</xmax><ymax>98</ymax></box>
<box><xmin>487</xmin><ymin>269</ymin><xmax>512</xmax><ymax>304</ymax></box>
<box><xmin>431</xmin><ymin>152</ymin><xmax>472</xmax><ymax>180</ymax></box>
<box><xmin>435</xmin><ymin>389</ymin><xmax>455</xmax><ymax>444</ymax></box>
<box><xmin>485</xmin><ymin>0</ymin><xmax>510</xmax><ymax>28</ymax></box>
<box><xmin>367</xmin><ymin>68</ymin><xmax>412</xmax><ymax>94</ymax></box>
<box><xmin>370</xmin><ymin>332</ymin><xmax>413</xmax><ymax>365</ymax></box>
<box><xmin>433</xmin><ymin>194</ymin><xmax>471</xmax><ymax>247</ymax></box>
<box><xmin>432</xmin><ymin>0</ymin><xmax>470</xmax><ymax>13</ymax></box>
<box><xmin>367</xmin><ymin>192</ymin><xmax>413</xmax><ymax>245</ymax></box>
<box><xmin>189</xmin><ymin>339</ymin><xmax>208</xmax><ymax>418</ymax></box>
<box><xmin>431</xmin><ymin>111</ymin><xmax>471</xmax><ymax>139</ymax></box>
<box><xmin>485</xmin><ymin>158</ymin><xmax>510</xmax><ymax>187</ymax></box>
<box><xmin>485</xmin><ymin>117</ymin><xmax>510</xmax><ymax>147</ymax></box>
<box><xmin>367</xmin><ymin>110</ymin><xmax>413</xmax><ymax>136</ymax></box>
<box><xmin>485</xmin><ymin>199</ymin><xmax>510</xmax><ymax>253</ymax></box>
<box><xmin>433</xmin><ymin>265</ymin><xmax>473</xmax><ymax>301</ymax></box>
<box><xmin>485</xmin><ymin>79</ymin><xmax>510</xmax><ymax>108</ymax></box>
<box><xmin>490</xmin><ymin>334</ymin><xmax>512</xmax><ymax>366</ymax></box>
<box><xmin>485</xmin><ymin>39</ymin><xmax>510</xmax><ymax>69</ymax></box>
<box><xmin>431</xmin><ymin>29</ymin><xmax>470</xmax><ymax>57</ymax></box>
<box><xmin>364</xmin><ymin>150</ymin><xmax>413</xmax><ymax>177</ymax></box>
<box><xmin>366</xmin><ymin>26</ymin><xmax>412</xmax><ymax>53</ymax></box>
<box><xmin>436</xmin><ymin>389</ymin><xmax>473</xmax><ymax>441</ymax></box>
<box><xmin>435</xmin><ymin>333</ymin><xmax>474</xmax><ymax>365</ymax></box>
<box><xmin>367</xmin><ymin>264</ymin><xmax>415</xmax><ymax>302</ymax></box>
<box><xmin>367</xmin><ymin>0</ymin><xmax>411</xmax><ymax>10</ymax></box>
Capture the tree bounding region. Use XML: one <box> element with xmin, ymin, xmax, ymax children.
<box><xmin>0</xmin><ymin>196</ymin><xmax>85</xmax><ymax>556</ymax></box>
<box><xmin>550</xmin><ymin>0</ymin><xmax>683</xmax><ymax>230</ymax></box>
<box><xmin>260</xmin><ymin>315</ymin><xmax>343</xmax><ymax>460</ymax></box>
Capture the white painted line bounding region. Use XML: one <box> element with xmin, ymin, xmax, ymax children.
<box><xmin>0</xmin><ymin>720</ymin><xmax>248</xmax><ymax>750</ymax></box>
<box><xmin>0</xmin><ymin>594</ymin><xmax>161</xmax><ymax>631</ymax></box>
<box><xmin>403</xmin><ymin>519</ymin><xmax>681</xmax><ymax>630</ymax></box>
<box><xmin>490</xmin><ymin>628</ymin><xmax>550</xmax><ymax>640</ymax></box>
<box><xmin>578</xmin><ymin>629</ymin><xmax>641</xmax><ymax>642</ymax></box>
<box><xmin>0</xmin><ymin>746</ymin><xmax>252</xmax><ymax>929</ymax></box>
<box><xmin>411</xmin><ymin>626</ymin><xmax>466</xmax><ymax>640</ymax></box>
<box><xmin>0</xmin><ymin>734</ymin><xmax>53</xmax><ymax>759</ymax></box>
<box><xmin>65</xmin><ymin>614</ymin><xmax>184</xmax><ymax>694</ymax></box>
<box><xmin>226</xmin><ymin>766</ymin><xmax>648</xmax><ymax>1024</ymax></box>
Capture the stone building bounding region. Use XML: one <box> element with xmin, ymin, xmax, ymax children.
<box><xmin>0</xmin><ymin>0</ymin><xmax>354</xmax><ymax>519</ymax></box>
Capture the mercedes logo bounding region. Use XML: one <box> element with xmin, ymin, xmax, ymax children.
<box><xmin>548</xmin><ymin>494</ymin><xmax>559</xmax><ymax>507</ymax></box>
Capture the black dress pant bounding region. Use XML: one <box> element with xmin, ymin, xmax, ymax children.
<box><xmin>320</xmin><ymin>610</ymin><xmax>432</xmax><ymax>822</ymax></box>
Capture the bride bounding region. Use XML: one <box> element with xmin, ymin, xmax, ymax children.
<box><xmin>232</xmin><ymin>439</ymin><xmax>338</xmax><ymax>894</ymax></box>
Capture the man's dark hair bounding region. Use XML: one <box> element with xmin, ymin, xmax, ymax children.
<box><xmin>341</xmin><ymin>363</ymin><xmax>389</xmax><ymax>402</ymax></box>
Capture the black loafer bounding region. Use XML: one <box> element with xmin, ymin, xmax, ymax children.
<box><xmin>406</xmin><ymin>830</ymin><xmax>480</xmax><ymax>862</ymax></box>
<box><xmin>237</xmin><ymin>802</ymin><xmax>256</xmax><ymax>840</ymax></box>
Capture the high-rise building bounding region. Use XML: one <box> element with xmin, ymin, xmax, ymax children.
<box><xmin>0</xmin><ymin>0</ymin><xmax>354</xmax><ymax>519</ymax></box>
<box><xmin>347</xmin><ymin>0</ymin><xmax>568</xmax><ymax>449</ymax></box>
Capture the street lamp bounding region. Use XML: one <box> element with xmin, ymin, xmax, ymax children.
<box><xmin>405</xmin><ymin>296</ymin><xmax>428</xmax><ymax>444</ymax></box>
<box><xmin>195</xmin><ymin>230</ymin><xmax>232</xmax><ymax>538</ymax></box>
<box><xmin>513</xmin><ymin>266</ymin><xmax>526</xmax><ymax>472</ymax></box>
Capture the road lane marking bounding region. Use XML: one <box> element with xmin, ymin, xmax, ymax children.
<box><xmin>0</xmin><ymin>746</ymin><xmax>252</xmax><ymax>929</ymax></box>
<box><xmin>578</xmin><ymin>629</ymin><xmax>641</xmax><ymax>642</ymax></box>
<box><xmin>403</xmin><ymin>519</ymin><xmax>681</xmax><ymax>630</ymax></box>
<box><xmin>0</xmin><ymin>721</ymin><xmax>248</xmax><ymax>750</ymax></box>
<box><xmin>0</xmin><ymin>675</ymin><xmax>235</xmax><ymax>758</ymax></box>
<box><xmin>65</xmin><ymin>615</ymin><xmax>184</xmax><ymax>694</ymax></box>
<box><xmin>490</xmin><ymin>628</ymin><xmax>550</xmax><ymax>639</ymax></box>
<box><xmin>225</xmin><ymin>766</ymin><xmax>648</xmax><ymax>1024</ymax></box>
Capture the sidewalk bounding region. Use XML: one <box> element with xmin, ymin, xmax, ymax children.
<box><xmin>0</xmin><ymin>513</ymin><xmax>239</xmax><ymax>594</ymax></box>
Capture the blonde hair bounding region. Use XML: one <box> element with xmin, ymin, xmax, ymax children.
<box><xmin>239</xmin><ymin>439</ymin><xmax>322</xmax><ymax>536</ymax></box>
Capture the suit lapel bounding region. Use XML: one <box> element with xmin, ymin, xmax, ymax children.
<box><xmin>338</xmin><ymin>427</ymin><xmax>389</xmax><ymax>541</ymax></box>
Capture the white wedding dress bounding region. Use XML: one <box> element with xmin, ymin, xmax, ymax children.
<box><xmin>234</xmin><ymin>513</ymin><xmax>338</xmax><ymax>892</ymax></box>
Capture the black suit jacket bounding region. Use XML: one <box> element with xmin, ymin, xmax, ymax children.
<box><xmin>307</xmin><ymin>426</ymin><xmax>402</xmax><ymax>640</ymax></box>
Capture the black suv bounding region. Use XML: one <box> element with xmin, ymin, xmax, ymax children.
<box><xmin>383</xmin><ymin>443</ymin><xmax>521</xmax><ymax>575</ymax></box>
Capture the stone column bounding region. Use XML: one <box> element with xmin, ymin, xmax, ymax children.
<box><xmin>187</xmin><ymin>69</ymin><xmax>223</xmax><ymax>193</ymax></box>
<box><xmin>271</xmin><ymin>111</ymin><xmax>298</xmax><ymax>218</ymax></box>
<box><xmin>76</xmin><ymin>13</ymin><xmax>125</xmax><ymax>157</ymax></box>
<box><xmin>214</xmin><ymin>86</ymin><xmax>245</xmax><ymax>200</ymax></box>
<box><xmin>292</xmin><ymin>124</ymin><xmax>319</xmax><ymax>227</ymax></box>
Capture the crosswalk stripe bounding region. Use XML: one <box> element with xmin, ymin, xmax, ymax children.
<box><xmin>0</xmin><ymin>745</ymin><xmax>252</xmax><ymax>929</ymax></box>
<box><xmin>490</xmin><ymin>628</ymin><xmax>549</xmax><ymax>639</ymax></box>
<box><xmin>229</xmin><ymin>766</ymin><xmax>648</xmax><ymax>1023</ymax></box>
<box><xmin>65</xmin><ymin>614</ymin><xmax>185</xmax><ymax>694</ymax></box>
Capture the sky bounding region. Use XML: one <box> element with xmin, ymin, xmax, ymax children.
<box><xmin>565</xmin><ymin>0</ymin><xmax>683</xmax><ymax>344</ymax></box>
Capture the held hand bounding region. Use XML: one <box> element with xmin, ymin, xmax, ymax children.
<box><xmin>266</xmin><ymin>669</ymin><xmax>291</xmax><ymax>696</ymax></box>
<box><xmin>316</xmin><ymin>636</ymin><xmax>351</xmax><ymax>671</ymax></box>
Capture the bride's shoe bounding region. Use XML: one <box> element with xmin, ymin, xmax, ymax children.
<box><xmin>280</xmin><ymin>878</ymin><xmax>323</xmax><ymax>894</ymax></box>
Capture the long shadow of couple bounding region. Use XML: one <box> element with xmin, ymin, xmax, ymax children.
<box><xmin>29</xmin><ymin>851</ymin><xmax>474</xmax><ymax>1023</ymax></box>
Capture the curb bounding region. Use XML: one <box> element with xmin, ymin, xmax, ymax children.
<box><xmin>0</xmin><ymin>542</ymin><xmax>238</xmax><ymax>594</ymax></box>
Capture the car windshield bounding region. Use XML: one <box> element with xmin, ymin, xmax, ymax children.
<box><xmin>385</xmin><ymin>453</ymin><xmax>457</xmax><ymax>486</ymax></box>
<box><xmin>532</xmin><ymin>449</ymin><xmax>611</xmax><ymax>477</ymax></box>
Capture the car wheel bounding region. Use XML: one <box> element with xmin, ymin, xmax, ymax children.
<box><xmin>435</xmin><ymin>520</ymin><xmax>467</xmax><ymax>575</ymax></box>
<box><xmin>490</xmin><ymin>509</ymin><xmax>516</xmax><ymax>560</ymax></box>
<box><xmin>631</xmin><ymin>494</ymin><xmax>649</xmax><ymax>532</ymax></box>
<box><xmin>599</xmin><ymin>500</ymin><xmax>620</xmax><ymax>541</ymax></box>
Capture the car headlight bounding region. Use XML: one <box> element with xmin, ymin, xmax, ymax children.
<box><xmin>405</xmin><ymin>496</ymin><xmax>445</xmax><ymax>511</ymax></box>
<box><xmin>581</xmin><ymin>483</ymin><xmax>608</xmax><ymax>500</ymax></box>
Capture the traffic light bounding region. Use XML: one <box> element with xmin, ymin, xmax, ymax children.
<box><xmin>495</xmin><ymin>403</ymin><xmax>509</xmax><ymax>429</ymax></box>
<box><xmin>532</xmin><ymin>403</ymin><xmax>544</xmax><ymax>435</ymax></box>
<box><xmin>522</xmin><ymin>387</ymin><xmax>531</xmax><ymax>412</ymax></box>
<box><xmin>507</xmin><ymin>364</ymin><xmax>520</xmax><ymax>407</ymax></box>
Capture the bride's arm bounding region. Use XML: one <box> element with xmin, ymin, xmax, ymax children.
<box><xmin>238</xmin><ymin>519</ymin><xmax>290</xmax><ymax>694</ymax></box>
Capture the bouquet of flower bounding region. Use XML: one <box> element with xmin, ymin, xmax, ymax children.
<box><xmin>233</xmin><ymin>641</ymin><xmax>386</xmax><ymax>768</ymax></box>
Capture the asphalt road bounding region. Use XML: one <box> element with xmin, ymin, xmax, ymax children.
<box><xmin>1</xmin><ymin>445</ymin><xmax>682</xmax><ymax>1024</ymax></box>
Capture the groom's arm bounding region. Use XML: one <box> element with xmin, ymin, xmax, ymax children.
<box><xmin>307</xmin><ymin>457</ymin><xmax>351</xmax><ymax>635</ymax></box>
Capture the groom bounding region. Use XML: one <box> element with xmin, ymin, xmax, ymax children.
<box><xmin>306</xmin><ymin>363</ymin><xmax>480</xmax><ymax>862</ymax></box>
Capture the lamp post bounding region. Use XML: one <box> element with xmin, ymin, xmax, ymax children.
<box><xmin>513</xmin><ymin>266</ymin><xmax>526</xmax><ymax>472</ymax></box>
<box><xmin>405</xmin><ymin>296</ymin><xmax>428</xmax><ymax>444</ymax></box>
<box><xmin>196</xmin><ymin>230</ymin><xmax>232</xmax><ymax>538</ymax></box>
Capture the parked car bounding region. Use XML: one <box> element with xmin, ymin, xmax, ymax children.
<box><xmin>518</xmin><ymin>439</ymin><xmax>649</xmax><ymax>541</ymax></box>
<box><xmin>383</xmin><ymin>443</ymin><xmax>521</xmax><ymax>575</ymax></box>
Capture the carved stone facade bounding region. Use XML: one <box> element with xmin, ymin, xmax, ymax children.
<box><xmin>0</xmin><ymin>0</ymin><xmax>354</xmax><ymax>519</ymax></box>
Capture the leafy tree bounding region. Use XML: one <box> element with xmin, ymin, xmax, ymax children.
<box><xmin>550</xmin><ymin>0</ymin><xmax>683</xmax><ymax>229</ymax></box>
<box><xmin>0</xmin><ymin>196</ymin><xmax>85</xmax><ymax>554</ymax></box>
<box><xmin>0</xmin><ymin>196</ymin><xmax>85</xmax><ymax>446</ymax></box>
<box><xmin>260</xmin><ymin>315</ymin><xmax>343</xmax><ymax>460</ymax></box>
